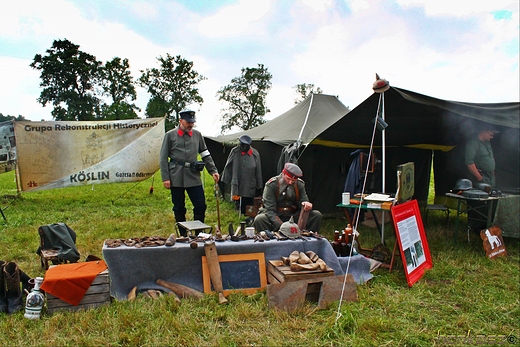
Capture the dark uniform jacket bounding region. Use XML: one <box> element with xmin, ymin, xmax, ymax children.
<box><xmin>221</xmin><ymin>146</ymin><xmax>263</xmax><ymax>198</ymax></box>
<box><xmin>159</xmin><ymin>127</ymin><xmax>218</xmax><ymax>188</ymax></box>
<box><xmin>259</xmin><ymin>174</ymin><xmax>309</xmax><ymax>230</ymax></box>
<box><xmin>465</xmin><ymin>138</ymin><xmax>495</xmax><ymax>186</ymax></box>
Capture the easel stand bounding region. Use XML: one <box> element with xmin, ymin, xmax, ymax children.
<box><xmin>355</xmin><ymin>229</ymin><xmax>400</xmax><ymax>272</ymax></box>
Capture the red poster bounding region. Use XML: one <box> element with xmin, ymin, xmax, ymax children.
<box><xmin>391</xmin><ymin>200</ymin><xmax>432</xmax><ymax>287</ymax></box>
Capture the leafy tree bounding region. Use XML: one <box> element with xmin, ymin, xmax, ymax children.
<box><xmin>30</xmin><ymin>39</ymin><xmax>102</xmax><ymax>121</ymax></box>
<box><xmin>0</xmin><ymin>114</ymin><xmax>28</xmax><ymax>122</ymax></box>
<box><xmin>293</xmin><ymin>83</ymin><xmax>323</xmax><ymax>104</ymax></box>
<box><xmin>99</xmin><ymin>57</ymin><xmax>140</xmax><ymax>120</ymax></box>
<box><xmin>216</xmin><ymin>63</ymin><xmax>272</xmax><ymax>133</ymax></box>
<box><xmin>138</xmin><ymin>54</ymin><xmax>206</xmax><ymax>127</ymax></box>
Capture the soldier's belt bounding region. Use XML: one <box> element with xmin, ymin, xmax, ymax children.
<box><xmin>277</xmin><ymin>206</ymin><xmax>297</xmax><ymax>213</ymax></box>
<box><xmin>172</xmin><ymin>160</ymin><xmax>192</xmax><ymax>168</ymax></box>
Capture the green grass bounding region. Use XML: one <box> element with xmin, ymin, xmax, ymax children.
<box><xmin>1</xmin><ymin>170</ymin><xmax>519</xmax><ymax>347</ymax></box>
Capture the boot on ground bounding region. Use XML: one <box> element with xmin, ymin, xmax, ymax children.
<box><xmin>4</xmin><ymin>262</ymin><xmax>22</xmax><ymax>314</ymax></box>
<box><xmin>0</xmin><ymin>260</ymin><xmax>7</xmax><ymax>313</ymax></box>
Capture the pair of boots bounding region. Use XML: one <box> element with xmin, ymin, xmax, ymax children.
<box><xmin>0</xmin><ymin>260</ymin><xmax>31</xmax><ymax>314</ymax></box>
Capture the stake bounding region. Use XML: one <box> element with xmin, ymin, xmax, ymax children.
<box><xmin>214</xmin><ymin>184</ymin><xmax>221</xmax><ymax>234</ymax></box>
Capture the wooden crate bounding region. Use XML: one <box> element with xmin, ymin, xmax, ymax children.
<box><xmin>267</xmin><ymin>260</ymin><xmax>334</xmax><ymax>284</ymax></box>
<box><xmin>45</xmin><ymin>269</ymin><xmax>110</xmax><ymax>314</ymax></box>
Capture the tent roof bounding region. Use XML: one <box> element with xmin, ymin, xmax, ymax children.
<box><xmin>314</xmin><ymin>87</ymin><xmax>519</xmax><ymax>151</ymax></box>
<box><xmin>207</xmin><ymin>93</ymin><xmax>349</xmax><ymax>146</ymax></box>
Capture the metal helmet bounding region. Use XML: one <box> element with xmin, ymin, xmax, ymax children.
<box><xmin>475</xmin><ymin>182</ymin><xmax>491</xmax><ymax>193</ymax></box>
<box><xmin>453</xmin><ymin>178</ymin><xmax>473</xmax><ymax>191</ymax></box>
<box><xmin>279</xmin><ymin>216</ymin><xmax>301</xmax><ymax>239</ymax></box>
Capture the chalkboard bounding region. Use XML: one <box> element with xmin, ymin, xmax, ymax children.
<box><xmin>201</xmin><ymin>252</ymin><xmax>267</xmax><ymax>295</ymax></box>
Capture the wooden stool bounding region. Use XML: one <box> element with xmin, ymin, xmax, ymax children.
<box><xmin>425</xmin><ymin>204</ymin><xmax>449</xmax><ymax>227</ymax></box>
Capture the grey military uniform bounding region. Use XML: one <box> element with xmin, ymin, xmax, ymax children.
<box><xmin>221</xmin><ymin>146</ymin><xmax>263</xmax><ymax>198</ymax></box>
<box><xmin>159</xmin><ymin>127</ymin><xmax>218</xmax><ymax>187</ymax></box>
<box><xmin>253</xmin><ymin>174</ymin><xmax>322</xmax><ymax>232</ymax></box>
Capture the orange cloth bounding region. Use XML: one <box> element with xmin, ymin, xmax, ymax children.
<box><xmin>40</xmin><ymin>261</ymin><xmax>108</xmax><ymax>306</ymax></box>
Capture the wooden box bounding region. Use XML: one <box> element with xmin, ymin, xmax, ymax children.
<box><xmin>267</xmin><ymin>260</ymin><xmax>334</xmax><ymax>284</ymax></box>
<box><xmin>45</xmin><ymin>269</ymin><xmax>110</xmax><ymax>314</ymax></box>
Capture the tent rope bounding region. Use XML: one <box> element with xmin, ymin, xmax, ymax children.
<box><xmin>335</xmin><ymin>93</ymin><xmax>383</xmax><ymax>323</ymax></box>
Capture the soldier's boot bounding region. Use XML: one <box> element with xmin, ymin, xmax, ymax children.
<box><xmin>0</xmin><ymin>260</ymin><xmax>7</xmax><ymax>313</ymax></box>
<box><xmin>4</xmin><ymin>262</ymin><xmax>22</xmax><ymax>314</ymax></box>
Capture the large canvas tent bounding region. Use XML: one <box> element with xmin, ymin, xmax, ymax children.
<box><xmin>206</xmin><ymin>88</ymin><xmax>520</xmax><ymax>215</ymax></box>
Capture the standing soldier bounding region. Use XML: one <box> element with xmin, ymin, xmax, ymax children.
<box><xmin>159</xmin><ymin>110</ymin><xmax>220</xmax><ymax>236</ymax></box>
<box><xmin>221</xmin><ymin>135</ymin><xmax>263</xmax><ymax>215</ymax></box>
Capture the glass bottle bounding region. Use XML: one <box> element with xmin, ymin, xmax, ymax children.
<box><xmin>340</xmin><ymin>230</ymin><xmax>350</xmax><ymax>257</ymax></box>
<box><xmin>332</xmin><ymin>230</ymin><xmax>341</xmax><ymax>256</ymax></box>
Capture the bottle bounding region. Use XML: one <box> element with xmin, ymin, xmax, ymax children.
<box><xmin>332</xmin><ymin>230</ymin><xmax>341</xmax><ymax>256</ymax></box>
<box><xmin>351</xmin><ymin>226</ymin><xmax>359</xmax><ymax>255</ymax></box>
<box><xmin>24</xmin><ymin>277</ymin><xmax>45</xmax><ymax>320</ymax></box>
<box><xmin>340</xmin><ymin>230</ymin><xmax>350</xmax><ymax>257</ymax></box>
<box><xmin>345</xmin><ymin>224</ymin><xmax>353</xmax><ymax>244</ymax></box>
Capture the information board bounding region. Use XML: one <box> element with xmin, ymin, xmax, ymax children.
<box><xmin>391</xmin><ymin>200</ymin><xmax>432</xmax><ymax>287</ymax></box>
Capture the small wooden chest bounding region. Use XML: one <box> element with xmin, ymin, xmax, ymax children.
<box><xmin>267</xmin><ymin>260</ymin><xmax>334</xmax><ymax>284</ymax></box>
<box><xmin>45</xmin><ymin>269</ymin><xmax>110</xmax><ymax>314</ymax></box>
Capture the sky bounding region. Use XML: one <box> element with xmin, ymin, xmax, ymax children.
<box><xmin>0</xmin><ymin>0</ymin><xmax>518</xmax><ymax>136</ymax></box>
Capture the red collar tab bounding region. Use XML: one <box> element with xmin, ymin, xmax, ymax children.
<box><xmin>241</xmin><ymin>149</ymin><xmax>253</xmax><ymax>156</ymax></box>
<box><xmin>177</xmin><ymin>129</ymin><xmax>193</xmax><ymax>137</ymax></box>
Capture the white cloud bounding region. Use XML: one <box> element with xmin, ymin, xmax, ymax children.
<box><xmin>396</xmin><ymin>0</ymin><xmax>518</xmax><ymax>16</ymax></box>
<box><xmin>198</xmin><ymin>0</ymin><xmax>272</xmax><ymax>37</ymax></box>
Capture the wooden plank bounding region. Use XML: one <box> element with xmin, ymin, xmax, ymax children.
<box><xmin>267</xmin><ymin>261</ymin><xmax>286</xmax><ymax>284</ymax></box>
<box><xmin>267</xmin><ymin>271</ymin><xmax>281</xmax><ymax>284</ymax></box>
<box><xmin>267</xmin><ymin>260</ymin><xmax>334</xmax><ymax>283</ymax></box>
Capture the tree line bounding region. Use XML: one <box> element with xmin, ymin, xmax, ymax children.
<box><xmin>3</xmin><ymin>39</ymin><xmax>322</xmax><ymax>134</ymax></box>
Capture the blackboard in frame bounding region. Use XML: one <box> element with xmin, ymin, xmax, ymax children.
<box><xmin>201</xmin><ymin>252</ymin><xmax>267</xmax><ymax>295</ymax></box>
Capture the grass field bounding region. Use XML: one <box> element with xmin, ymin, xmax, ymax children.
<box><xmin>1</xmin><ymin>170</ymin><xmax>519</xmax><ymax>347</ymax></box>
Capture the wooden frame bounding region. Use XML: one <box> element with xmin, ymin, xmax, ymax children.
<box><xmin>201</xmin><ymin>252</ymin><xmax>267</xmax><ymax>295</ymax></box>
<box><xmin>359</xmin><ymin>151</ymin><xmax>375</xmax><ymax>173</ymax></box>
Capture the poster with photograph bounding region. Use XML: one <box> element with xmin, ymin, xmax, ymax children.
<box><xmin>392</xmin><ymin>200</ymin><xmax>432</xmax><ymax>287</ymax></box>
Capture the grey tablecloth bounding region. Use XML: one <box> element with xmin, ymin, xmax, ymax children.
<box><xmin>103</xmin><ymin>238</ymin><xmax>372</xmax><ymax>300</ymax></box>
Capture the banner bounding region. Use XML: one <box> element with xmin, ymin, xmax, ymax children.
<box><xmin>0</xmin><ymin>120</ymin><xmax>16</xmax><ymax>173</ymax></box>
<box><xmin>14</xmin><ymin>118</ymin><xmax>165</xmax><ymax>192</ymax></box>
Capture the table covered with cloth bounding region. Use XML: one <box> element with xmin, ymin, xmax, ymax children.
<box><xmin>493</xmin><ymin>194</ymin><xmax>520</xmax><ymax>238</ymax></box>
<box><xmin>103</xmin><ymin>238</ymin><xmax>372</xmax><ymax>300</ymax></box>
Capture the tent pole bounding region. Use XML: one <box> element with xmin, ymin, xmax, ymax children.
<box><xmin>381</xmin><ymin>92</ymin><xmax>386</xmax><ymax>244</ymax></box>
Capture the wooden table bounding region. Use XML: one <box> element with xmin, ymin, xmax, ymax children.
<box><xmin>337</xmin><ymin>199</ymin><xmax>399</xmax><ymax>271</ymax></box>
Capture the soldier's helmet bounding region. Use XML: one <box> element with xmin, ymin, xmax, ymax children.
<box><xmin>279</xmin><ymin>216</ymin><xmax>301</xmax><ymax>239</ymax></box>
<box><xmin>453</xmin><ymin>178</ymin><xmax>473</xmax><ymax>191</ymax></box>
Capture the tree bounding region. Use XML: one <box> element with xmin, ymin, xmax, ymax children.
<box><xmin>99</xmin><ymin>57</ymin><xmax>140</xmax><ymax>120</ymax></box>
<box><xmin>0</xmin><ymin>114</ymin><xmax>28</xmax><ymax>122</ymax></box>
<box><xmin>216</xmin><ymin>63</ymin><xmax>272</xmax><ymax>133</ymax></box>
<box><xmin>30</xmin><ymin>39</ymin><xmax>102</xmax><ymax>121</ymax></box>
<box><xmin>138</xmin><ymin>54</ymin><xmax>206</xmax><ymax>127</ymax></box>
<box><xmin>293</xmin><ymin>83</ymin><xmax>323</xmax><ymax>104</ymax></box>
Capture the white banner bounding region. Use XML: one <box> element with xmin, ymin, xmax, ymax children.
<box><xmin>14</xmin><ymin>118</ymin><xmax>165</xmax><ymax>192</ymax></box>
